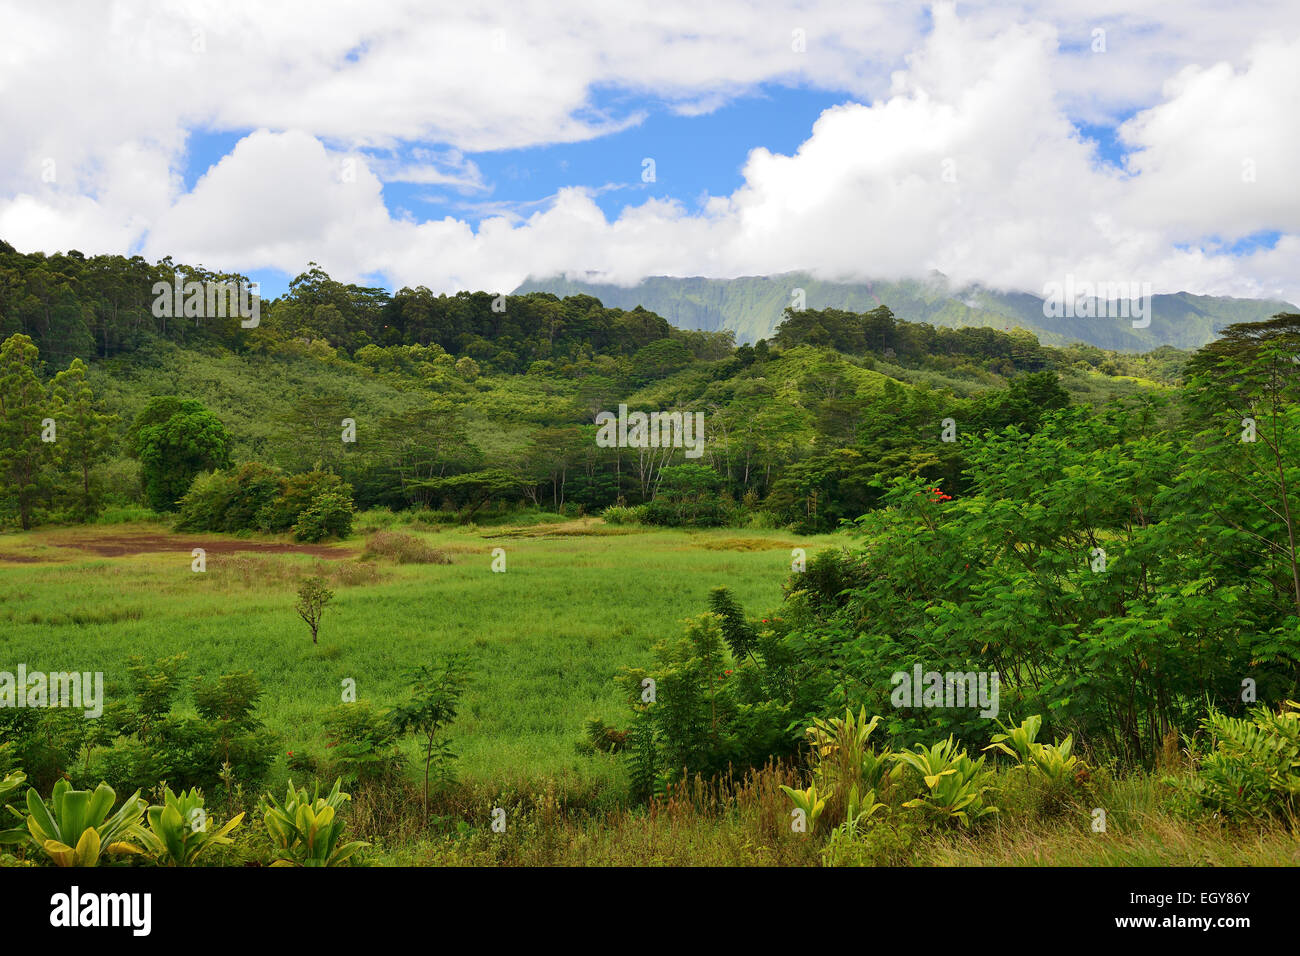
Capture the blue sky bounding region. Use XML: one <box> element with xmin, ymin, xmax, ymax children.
<box><xmin>184</xmin><ymin>87</ymin><xmax>856</xmax><ymax>299</ymax></box>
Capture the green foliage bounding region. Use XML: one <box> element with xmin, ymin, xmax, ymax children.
<box><xmin>779</xmin><ymin>782</ymin><xmax>829</xmax><ymax>833</ymax></box>
<box><xmin>709</xmin><ymin>586</ymin><xmax>757</xmax><ymax>659</ymax></box>
<box><xmin>782</xmin><ymin>707</ymin><xmax>895</xmax><ymax>842</ymax></box>
<box><xmin>986</xmin><ymin>715</ymin><xmax>1087</xmax><ymax>786</ymax></box>
<box><xmin>390</xmin><ymin>657</ymin><xmax>472</xmax><ymax>816</ymax></box>
<box><xmin>894</xmin><ymin>737</ymin><xmax>998</xmax><ymax>828</ymax></box>
<box><xmin>411</xmin><ymin>469</ymin><xmax>521</xmax><ymax>520</ymax></box>
<box><xmin>129</xmin><ymin>396</ymin><xmax>232</xmax><ymax>511</ymax></box>
<box><xmin>260</xmin><ymin>778</ymin><xmax>367</xmax><ymax>867</ymax></box>
<box><xmin>643</xmin><ymin>463</ymin><xmax>726</xmax><ymax>527</ymax></box>
<box><xmin>600</xmin><ymin>504</ymin><xmax>645</xmax><ymax>525</ymax></box>
<box><xmin>0</xmin><ymin>333</ymin><xmax>53</xmax><ymax>529</ymax></box>
<box><xmin>618</xmin><ymin>612</ymin><xmax>797</xmax><ymax>797</ymax></box>
<box><xmin>0</xmin><ymin>769</ymin><xmax>27</xmax><ymax>846</ymax></box>
<box><xmin>138</xmin><ymin>787</ymin><xmax>244</xmax><ymax>866</ymax></box>
<box><xmin>19</xmin><ymin>779</ymin><xmax>148</xmax><ymax>866</ymax></box>
<box><xmin>175</xmin><ymin>461</ymin><xmax>282</xmax><ymax>532</ymax></box>
<box><xmin>292</xmin><ymin>490</ymin><xmax>354</xmax><ymax>541</ymax></box>
<box><xmin>1191</xmin><ymin>702</ymin><xmax>1300</xmax><ymax>821</ymax></box>
<box><xmin>322</xmin><ymin>702</ymin><xmax>405</xmax><ymax>789</ymax></box>
<box><xmin>0</xmin><ymin>709</ymin><xmax>91</xmax><ymax>793</ymax></box>
<box><xmin>86</xmin><ymin>656</ymin><xmax>277</xmax><ymax>798</ymax></box>
<box><xmin>257</xmin><ymin>470</ymin><xmax>353</xmax><ymax>534</ymax></box>
<box><xmin>49</xmin><ymin>357</ymin><xmax>117</xmax><ymax>521</ymax></box>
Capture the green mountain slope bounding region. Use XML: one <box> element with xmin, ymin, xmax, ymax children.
<box><xmin>516</xmin><ymin>272</ymin><xmax>1295</xmax><ymax>351</ymax></box>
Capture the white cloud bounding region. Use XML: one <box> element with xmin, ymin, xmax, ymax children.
<box><xmin>1</xmin><ymin>1</ymin><xmax>1298</xmax><ymax>307</ymax></box>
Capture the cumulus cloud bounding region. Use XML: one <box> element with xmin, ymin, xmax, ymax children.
<box><xmin>1</xmin><ymin>0</ymin><xmax>1298</xmax><ymax>306</ymax></box>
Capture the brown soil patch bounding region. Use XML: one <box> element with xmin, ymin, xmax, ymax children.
<box><xmin>0</xmin><ymin>553</ymin><xmax>43</xmax><ymax>563</ymax></box>
<box><xmin>48</xmin><ymin>532</ymin><xmax>353</xmax><ymax>560</ymax></box>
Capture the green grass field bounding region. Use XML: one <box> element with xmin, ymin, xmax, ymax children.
<box><xmin>0</xmin><ymin>518</ymin><xmax>838</xmax><ymax>792</ymax></box>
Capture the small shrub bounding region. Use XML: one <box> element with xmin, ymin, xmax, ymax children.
<box><xmin>322</xmin><ymin>702</ymin><xmax>405</xmax><ymax>789</ymax></box>
<box><xmin>257</xmin><ymin>470</ymin><xmax>352</xmax><ymax>533</ymax></box>
<box><xmin>363</xmin><ymin>531</ymin><xmax>450</xmax><ymax>564</ymax></box>
<box><xmin>822</xmin><ymin>812</ymin><xmax>917</xmax><ymax>867</ymax></box>
<box><xmin>1191</xmin><ymin>701</ymin><xmax>1300</xmax><ymax>821</ymax></box>
<box><xmin>292</xmin><ymin>491</ymin><xmax>354</xmax><ymax>542</ymax></box>
<box><xmin>600</xmin><ymin>504</ymin><xmax>645</xmax><ymax>526</ymax></box>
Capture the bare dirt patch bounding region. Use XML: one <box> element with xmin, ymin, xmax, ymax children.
<box><xmin>45</xmin><ymin>532</ymin><xmax>354</xmax><ymax>560</ymax></box>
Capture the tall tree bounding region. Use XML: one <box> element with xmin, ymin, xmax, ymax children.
<box><xmin>0</xmin><ymin>334</ymin><xmax>53</xmax><ymax>528</ymax></box>
<box><xmin>50</xmin><ymin>358</ymin><xmax>117</xmax><ymax>520</ymax></box>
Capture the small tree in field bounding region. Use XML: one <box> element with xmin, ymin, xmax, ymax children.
<box><xmin>390</xmin><ymin>656</ymin><xmax>472</xmax><ymax>818</ymax></box>
<box><xmin>294</xmin><ymin>577</ymin><xmax>333</xmax><ymax>644</ymax></box>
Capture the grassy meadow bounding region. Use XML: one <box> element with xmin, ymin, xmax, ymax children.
<box><xmin>0</xmin><ymin>514</ymin><xmax>833</xmax><ymax>794</ymax></box>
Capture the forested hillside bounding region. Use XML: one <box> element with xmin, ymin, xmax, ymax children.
<box><xmin>1</xmin><ymin>242</ymin><xmax>1181</xmax><ymax>532</ymax></box>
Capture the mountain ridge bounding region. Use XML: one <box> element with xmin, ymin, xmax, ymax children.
<box><xmin>515</xmin><ymin>272</ymin><xmax>1297</xmax><ymax>352</ymax></box>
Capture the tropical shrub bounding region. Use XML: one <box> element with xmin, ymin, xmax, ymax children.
<box><xmin>986</xmin><ymin>715</ymin><xmax>1088</xmax><ymax>783</ymax></box>
<box><xmin>391</xmin><ymin>657</ymin><xmax>472</xmax><ymax>817</ymax></box>
<box><xmin>175</xmin><ymin>461</ymin><xmax>282</xmax><ymax>532</ymax></box>
<box><xmin>893</xmin><ymin>736</ymin><xmax>998</xmax><ymax>828</ymax></box>
<box><xmin>256</xmin><ymin>470</ymin><xmax>353</xmax><ymax>533</ymax></box>
<box><xmin>618</xmin><ymin>612</ymin><xmax>797</xmax><ymax>799</ymax></box>
<box><xmin>87</xmin><ymin>658</ymin><xmax>278</xmax><ymax>797</ymax></box>
<box><xmin>322</xmin><ymin>702</ymin><xmax>405</xmax><ymax>789</ymax></box>
<box><xmin>18</xmin><ymin>780</ymin><xmax>148</xmax><ymax>866</ymax></box>
<box><xmin>138</xmin><ymin>787</ymin><xmax>244</xmax><ymax>866</ymax></box>
<box><xmin>782</xmin><ymin>708</ymin><xmax>894</xmax><ymax>854</ymax></box>
<box><xmin>0</xmin><ymin>769</ymin><xmax>27</xmax><ymax>846</ymax></box>
<box><xmin>260</xmin><ymin>778</ymin><xmax>367</xmax><ymax>867</ymax></box>
<box><xmin>1190</xmin><ymin>702</ymin><xmax>1300</xmax><ymax>821</ymax></box>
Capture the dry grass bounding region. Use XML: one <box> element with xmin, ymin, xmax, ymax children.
<box><xmin>362</xmin><ymin>531</ymin><xmax>452</xmax><ymax>565</ymax></box>
<box><xmin>204</xmin><ymin>553</ymin><xmax>383</xmax><ymax>587</ymax></box>
<box><xmin>484</xmin><ymin>518</ymin><xmax>640</xmax><ymax>538</ymax></box>
<box><xmin>694</xmin><ymin>536</ymin><xmax>793</xmax><ymax>552</ymax></box>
